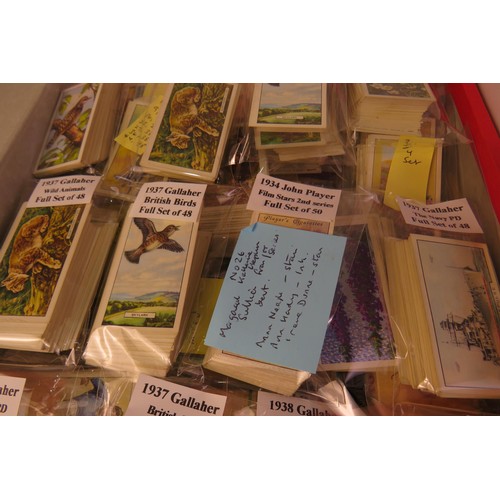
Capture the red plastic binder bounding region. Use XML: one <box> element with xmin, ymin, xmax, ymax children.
<box><xmin>446</xmin><ymin>83</ymin><xmax>500</xmax><ymax>223</ymax></box>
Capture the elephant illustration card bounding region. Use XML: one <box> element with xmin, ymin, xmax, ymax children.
<box><xmin>140</xmin><ymin>83</ymin><xmax>240</xmax><ymax>182</ymax></box>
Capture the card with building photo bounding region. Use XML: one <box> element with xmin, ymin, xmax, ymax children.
<box><xmin>140</xmin><ymin>83</ymin><xmax>239</xmax><ymax>182</ymax></box>
<box><xmin>34</xmin><ymin>83</ymin><xmax>121</xmax><ymax>177</ymax></box>
<box><xmin>249</xmin><ymin>83</ymin><xmax>328</xmax><ymax>132</ymax></box>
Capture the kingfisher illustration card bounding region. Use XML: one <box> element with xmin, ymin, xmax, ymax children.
<box><xmin>204</xmin><ymin>222</ymin><xmax>347</xmax><ymax>372</ymax></box>
<box><xmin>100</xmin><ymin>217</ymin><xmax>196</xmax><ymax>329</ymax></box>
<box><xmin>141</xmin><ymin>83</ymin><xmax>239</xmax><ymax>182</ymax></box>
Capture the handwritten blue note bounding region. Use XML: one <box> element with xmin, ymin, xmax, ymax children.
<box><xmin>204</xmin><ymin>223</ymin><xmax>347</xmax><ymax>372</ymax></box>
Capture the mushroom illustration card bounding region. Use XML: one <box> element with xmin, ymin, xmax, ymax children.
<box><xmin>99</xmin><ymin>216</ymin><xmax>197</xmax><ymax>330</ymax></box>
<box><xmin>140</xmin><ymin>83</ymin><xmax>239</xmax><ymax>182</ymax></box>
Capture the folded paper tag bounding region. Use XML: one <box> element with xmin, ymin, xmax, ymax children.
<box><xmin>384</xmin><ymin>135</ymin><xmax>436</xmax><ymax>211</ymax></box>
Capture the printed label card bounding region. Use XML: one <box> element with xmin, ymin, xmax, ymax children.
<box><xmin>0</xmin><ymin>375</ymin><xmax>26</xmax><ymax>416</ymax></box>
<box><xmin>126</xmin><ymin>373</ymin><xmax>227</xmax><ymax>416</ymax></box>
<box><xmin>204</xmin><ymin>222</ymin><xmax>347</xmax><ymax>372</ymax></box>
<box><xmin>398</xmin><ymin>197</ymin><xmax>484</xmax><ymax>233</ymax></box>
<box><xmin>247</xmin><ymin>173</ymin><xmax>341</xmax><ymax>223</ymax></box>
<box><xmin>256</xmin><ymin>390</ymin><xmax>334</xmax><ymax>416</ymax></box>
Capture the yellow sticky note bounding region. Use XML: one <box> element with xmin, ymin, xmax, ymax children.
<box><xmin>114</xmin><ymin>93</ymin><xmax>163</xmax><ymax>154</ymax></box>
<box><xmin>383</xmin><ymin>135</ymin><xmax>436</xmax><ymax>211</ymax></box>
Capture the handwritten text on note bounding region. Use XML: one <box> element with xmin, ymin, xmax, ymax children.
<box><xmin>204</xmin><ymin>223</ymin><xmax>346</xmax><ymax>372</ymax></box>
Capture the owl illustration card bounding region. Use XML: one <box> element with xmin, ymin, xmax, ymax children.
<box><xmin>248</xmin><ymin>83</ymin><xmax>328</xmax><ymax>132</ymax></box>
<box><xmin>140</xmin><ymin>83</ymin><xmax>240</xmax><ymax>182</ymax></box>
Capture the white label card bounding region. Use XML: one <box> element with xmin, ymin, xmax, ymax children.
<box><xmin>0</xmin><ymin>375</ymin><xmax>26</xmax><ymax>416</ymax></box>
<box><xmin>247</xmin><ymin>173</ymin><xmax>341</xmax><ymax>223</ymax></box>
<box><xmin>28</xmin><ymin>175</ymin><xmax>100</xmax><ymax>207</ymax></box>
<box><xmin>131</xmin><ymin>182</ymin><xmax>207</xmax><ymax>222</ymax></box>
<box><xmin>126</xmin><ymin>373</ymin><xmax>227</xmax><ymax>416</ymax></box>
<box><xmin>397</xmin><ymin>197</ymin><xmax>484</xmax><ymax>233</ymax></box>
<box><xmin>256</xmin><ymin>390</ymin><xmax>335</xmax><ymax>416</ymax></box>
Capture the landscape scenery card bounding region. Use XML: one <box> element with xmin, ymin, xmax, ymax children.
<box><xmin>254</xmin><ymin>130</ymin><xmax>326</xmax><ymax>149</ymax></box>
<box><xmin>412</xmin><ymin>235</ymin><xmax>500</xmax><ymax>391</ymax></box>
<box><xmin>35</xmin><ymin>84</ymin><xmax>99</xmax><ymax>174</ymax></box>
<box><xmin>249</xmin><ymin>83</ymin><xmax>328</xmax><ymax>131</ymax></box>
<box><xmin>365</xmin><ymin>83</ymin><xmax>434</xmax><ymax>100</ymax></box>
<box><xmin>0</xmin><ymin>204</ymin><xmax>85</xmax><ymax>317</ymax></box>
<box><xmin>102</xmin><ymin>217</ymin><xmax>195</xmax><ymax>329</ymax></box>
<box><xmin>141</xmin><ymin>83</ymin><xmax>239</xmax><ymax>182</ymax></box>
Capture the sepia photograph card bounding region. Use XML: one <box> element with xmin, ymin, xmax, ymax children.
<box><xmin>411</xmin><ymin>234</ymin><xmax>500</xmax><ymax>394</ymax></box>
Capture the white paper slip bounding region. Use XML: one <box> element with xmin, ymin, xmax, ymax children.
<box><xmin>256</xmin><ymin>390</ymin><xmax>334</xmax><ymax>416</ymax></box>
<box><xmin>247</xmin><ymin>173</ymin><xmax>341</xmax><ymax>223</ymax></box>
<box><xmin>126</xmin><ymin>374</ymin><xmax>227</xmax><ymax>416</ymax></box>
<box><xmin>0</xmin><ymin>375</ymin><xmax>26</xmax><ymax>416</ymax></box>
<box><xmin>130</xmin><ymin>182</ymin><xmax>207</xmax><ymax>221</ymax></box>
<box><xmin>397</xmin><ymin>197</ymin><xmax>484</xmax><ymax>233</ymax></box>
<box><xmin>28</xmin><ymin>175</ymin><xmax>100</xmax><ymax>207</ymax></box>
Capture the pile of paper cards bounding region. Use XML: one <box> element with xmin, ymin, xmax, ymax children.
<box><xmin>384</xmin><ymin>233</ymin><xmax>500</xmax><ymax>398</ymax></box>
<box><xmin>348</xmin><ymin>83</ymin><xmax>436</xmax><ymax>136</ymax></box>
<box><xmin>0</xmin><ymin>185</ymin><xmax>118</xmax><ymax>353</ymax></box>
<box><xmin>249</xmin><ymin>83</ymin><xmax>344</xmax><ymax>163</ymax></box>
<box><xmin>84</xmin><ymin>183</ymin><xmax>212</xmax><ymax>378</ymax></box>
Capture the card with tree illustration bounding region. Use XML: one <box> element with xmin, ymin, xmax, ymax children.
<box><xmin>140</xmin><ymin>83</ymin><xmax>239</xmax><ymax>182</ymax></box>
<box><xmin>0</xmin><ymin>203</ymin><xmax>86</xmax><ymax>319</ymax></box>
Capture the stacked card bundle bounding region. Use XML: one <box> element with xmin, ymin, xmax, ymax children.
<box><xmin>318</xmin><ymin>227</ymin><xmax>397</xmax><ymax>372</ymax></box>
<box><xmin>0</xmin><ymin>201</ymin><xmax>118</xmax><ymax>353</ymax></box>
<box><xmin>384</xmin><ymin>233</ymin><xmax>500</xmax><ymax>398</ymax></box>
<box><xmin>348</xmin><ymin>83</ymin><xmax>436</xmax><ymax>135</ymax></box>
<box><xmin>34</xmin><ymin>83</ymin><xmax>122</xmax><ymax>177</ymax></box>
<box><xmin>202</xmin><ymin>213</ymin><xmax>346</xmax><ymax>396</ymax></box>
<box><xmin>84</xmin><ymin>210</ymin><xmax>211</xmax><ymax>378</ymax></box>
<box><xmin>249</xmin><ymin>83</ymin><xmax>344</xmax><ymax>162</ymax></box>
